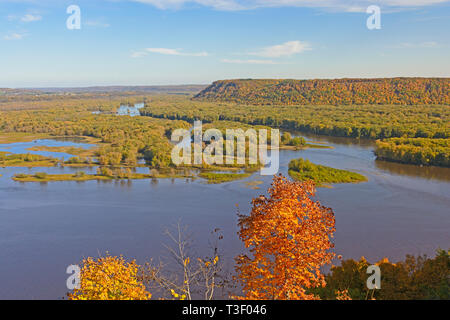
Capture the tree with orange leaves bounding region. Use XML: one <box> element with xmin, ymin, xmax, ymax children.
<box><xmin>235</xmin><ymin>174</ymin><xmax>335</xmax><ymax>300</ymax></box>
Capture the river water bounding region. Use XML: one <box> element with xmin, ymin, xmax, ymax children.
<box><xmin>0</xmin><ymin>138</ymin><xmax>94</xmax><ymax>161</ymax></box>
<box><xmin>0</xmin><ymin>109</ymin><xmax>448</xmax><ymax>299</ymax></box>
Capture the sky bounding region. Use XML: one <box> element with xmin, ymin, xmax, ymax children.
<box><xmin>0</xmin><ymin>0</ymin><xmax>449</xmax><ymax>87</ymax></box>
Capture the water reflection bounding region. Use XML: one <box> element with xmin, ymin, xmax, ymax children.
<box><xmin>292</xmin><ymin>132</ymin><xmax>448</xmax><ymax>181</ymax></box>
<box><xmin>0</xmin><ymin>138</ymin><xmax>95</xmax><ymax>161</ymax></box>
<box><xmin>92</xmin><ymin>102</ymin><xmax>144</xmax><ymax>117</ymax></box>
<box><xmin>292</xmin><ymin>131</ymin><xmax>375</xmax><ymax>148</ymax></box>
<box><xmin>375</xmin><ymin>160</ymin><xmax>450</xmax><ymax>182</ymax></box>
<box><xmin>116</xmin><ymin>103</ymin><xmax>144</xmax><ymax>117</ymax></box>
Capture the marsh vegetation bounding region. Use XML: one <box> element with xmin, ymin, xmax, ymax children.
<box><xmin>288</xmin><ymin>158</ymin><xmax>367</xmax><ymax>186</ymax></box>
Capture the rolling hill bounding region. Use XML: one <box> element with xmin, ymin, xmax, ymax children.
<box><xmin>193</xmin><ymin>78</ymin><xmax>450</xmax><ymax>105</ymax></box>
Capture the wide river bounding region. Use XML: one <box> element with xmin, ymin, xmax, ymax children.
<box><xmin>0</xmin><ymin>128</ymin><xmax>449</xmax><ymax>299</ymax></box>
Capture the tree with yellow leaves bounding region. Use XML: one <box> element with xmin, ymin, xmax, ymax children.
<box><xmin>68</xmin><ymin>255</ymin><xmax>151</xmax><ymax>300</ymax></box>
<box><xmin>235</xmin><ymin>174</ymin><xmax>335</xmax><ymax>300</ymax></box>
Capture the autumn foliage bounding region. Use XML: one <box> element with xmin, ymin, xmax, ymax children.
<box><xmin>194</xmin><ymin>78</ymin><xmax>450</xmax><ymax>105</ymax></box>
<box><xmin>375</xmin><ymin>137</ymin><xmax>449</xmax><ymax>167</ymax></box>
<box><xmin>235</xmin><ymin>174</ymin><xmax>336</xmax><ymax>300</ymax></box>
<box><xmin>68</xmin><ymin>255</ymin><xmax>151</xmax><ymax>300</ymax></box>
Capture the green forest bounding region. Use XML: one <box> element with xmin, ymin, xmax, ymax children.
<box><xmin>139</xmin><ymin>92</ymin><xmax>449</xmax><ymax>167</ymax></box>
<box><xmin>313</xmin><ymin>249</ymin><xmax>449</xmax><ymax>300</ymax></box>
<box><xmin>0</xmin><ymin>96</ymin><xmax>188</xmax><ymax>169</ymax></box>
<box><xmin>375</xmin><ymin>138</ymin><xmax>449</xmax><ymax>167</ymax></box>
<box><xmin>140</xmin><ymin>95</ymin><xmax>449</xmax><ymax>140</ymax></box>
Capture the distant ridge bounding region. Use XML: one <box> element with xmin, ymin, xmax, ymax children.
<box><xmin>193</xmin><ymin>78</ymin><xmax>450</xmax><ymax>105</ymax></box>
<box><xmin>0</xmin><ymin>85</ymin><xmax>207</xmax><ymax>96</ymax></box>
<box><xmin>28</xmin><ymin>85</ymin><xmax>208</xmax><ymax>94</ymax></box>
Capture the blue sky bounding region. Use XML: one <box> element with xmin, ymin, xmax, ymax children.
<box><xmin>0</xmin><ymin>0</ymin><xmax>449</xmax><ymax>87</ymax></box>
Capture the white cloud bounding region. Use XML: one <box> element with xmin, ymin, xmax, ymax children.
<box><xmin>394</xmin><ymin>41</ymin><xmax>441</xmax><ymax>48</ymax></box>
<box><xmin>133</xmin><ymin>0</ymin><xmax>244</xmax><ymax>10</ymax></box>
<box><xmin>85</xmin><ymin>20</ymin><xmax>110</xmax><ymax>28</ymax></box>
<box><xmin>4</xmin><ymin>32</ymin><xmax>26</xmax><ymax>40</ymax></box>
<box><xmin>7</xmin><ymin>13</ymin><xmax>42</xmax><ymax>22</ymax></box>
<box><xmin>250</xmin><ymin>41</ymin><xmax>312</xmax><ymax>58</ymax></box>
<box><xmin>21</xmin><ymin>14</ymin><xmax>42</xmax><ymax>22</ymax></box>
<box><xmin>147</xmin><ymin>47</ymin><xmax>208</xmax><ymax>56</ymax></box>
<box><xmin>147</xmin><ymin>48</ymin><xmax>182</xmax><ymax>55</ymax></box>
<box><xmin>131</xmin><ymin>51</ymin><xmax>149</xmax><ymax>58</ymax></box>
<box><xmin>379</xmin><ymin>0</ymin><xmax>448</xmax><ymax>5</ymax></box>
<box><xmin>131</xmin><ymin>47</ymin><xmax>209</xmax><ymax>58</ymax></box>
<box><xmin>221</xmin><ymin>59</ymin><xmax>280</xmax><ymax>64</ymax></box>
<box><xmin>131</xmin><ymin>0</ymin><xmax>450</xmax><ymax>11</ymax></box>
